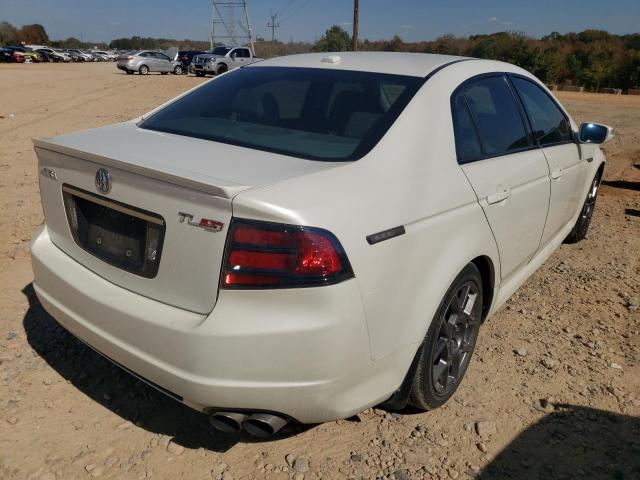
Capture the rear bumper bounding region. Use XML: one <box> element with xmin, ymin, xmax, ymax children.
<box><xmin>31</xmin><ymin>225</ymin><xmax>405</xmax><ymax>423</ymax></box>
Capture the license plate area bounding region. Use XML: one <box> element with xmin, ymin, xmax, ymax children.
<box><xmin>62</xmin><ymin>185</ymin><xmax>165</xmax><ymax>278</ymax></box>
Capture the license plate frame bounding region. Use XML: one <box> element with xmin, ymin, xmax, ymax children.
<box><xmin>62</xmin><ymin>185</ymin><xmax>166</xmax><ymax>278</ymax></box>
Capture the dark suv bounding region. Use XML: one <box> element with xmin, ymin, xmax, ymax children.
<box><xmin>175</xmin><ymin>50</ymin><xmax>205</xmax><ymax>74</ymax></box>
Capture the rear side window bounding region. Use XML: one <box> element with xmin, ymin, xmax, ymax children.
<box><xmin>461</xmin><ymin>76</ymin><xmax>530</xmax><ymax>157</ymax></box>
<box><xmin>452</xmin><ymin>92</ymin><xmax>482</xmax><ymax>163</ymax></box>
<box><xmin>139</xmin><ymin>66</ymin><xmax>423</xmax><ymax>161</ymax></box>
<box><xmin>510</xmin><ymin>77</ymin><xmax>572</xmax><ymax>146</ymax></box>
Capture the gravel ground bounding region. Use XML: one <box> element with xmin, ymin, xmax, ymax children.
<box><xmin>0</xmin><ymin>62</ymin><xmax>638</xmax><ymax>480</ymax></box>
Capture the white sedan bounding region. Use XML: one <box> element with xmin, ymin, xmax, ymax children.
<box><xmin>31</xmin><ymin>52</ymin><xmax>612</xmax><ymax>436</ymax></box>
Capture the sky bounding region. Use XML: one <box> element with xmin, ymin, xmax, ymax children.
<box><xmin>1</xmin><ymin>0</ymin><xmax>639</xmax><ymax>44</ymax></box>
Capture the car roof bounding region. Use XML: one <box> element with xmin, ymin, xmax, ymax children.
<box><xmin>251</xmin><ymin>52</ymin><xmax>472</xmax><ymax>77</ymax></box>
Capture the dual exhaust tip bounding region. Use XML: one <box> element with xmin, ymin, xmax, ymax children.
<box><xmin>209</xmin><ymin>411</ymin><xmax>288</xmax><ymax>437</ymax></box>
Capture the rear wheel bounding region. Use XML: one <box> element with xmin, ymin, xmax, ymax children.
<box><xmin>409</xmin><ymin>263</ymin><xmax>483</xmax><ymax>410</ymax></box>
<box><xmin>565</xmin><ymin>171</ymin><xmax>602</xmax><ymax>243</ymax></box>
<box><xmin>139</xmin><ymin>65</ymin><xmax>149</xmax><ymax>75</ymax></box>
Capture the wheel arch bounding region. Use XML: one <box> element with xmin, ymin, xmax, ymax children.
<box><xmin>470</xmin><ymin>255</ymin><xmax>495</xmax><ymax>323</ymax></box>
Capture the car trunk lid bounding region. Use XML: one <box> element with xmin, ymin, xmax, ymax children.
<box><xmin>34</xmin><ymin>122</ymin><xmax>339</xmax><ymax>314</ymax></box>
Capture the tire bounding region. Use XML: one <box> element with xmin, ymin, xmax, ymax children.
<box><xmin>125</xmin><ymin>69</ymin><xmax>133</xmax><ymax>75</ymax></box>
<box><xmin>565</xmin><ymin>171</ymin><xmax>602</xmax><ymax>244</ymax></box>
<box><xmin>195</xmin><ymin>71</ymin><xmax>205</xmax><ymax>77</ymax></box>
<box><xmin>217</xmin><ymin>64</ymin><xmax>228</xmax><ymax>75</ymax></box>
<box><xmin>173</xmin><ymin>65</ymin><xmax>183</xmax><ymax>75</ymax></box>
<box><xmin>138</xmin><ymin>65</ymin><xmax>149</xmax><ymax>75</ymax></box>
<box><xmin>409</xmin><ymin>263</ymin><xmax>483</xmax><ymax>410</ymax></box>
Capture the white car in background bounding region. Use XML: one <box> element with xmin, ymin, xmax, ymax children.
<box><xmin>31</xmin><ymin>52</ymin><xmax>611</xmax><ymax>437</ymax></box>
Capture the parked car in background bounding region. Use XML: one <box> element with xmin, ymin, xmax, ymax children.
<box><xmin>66</xmin><ymin>49</ymin><xmax>93</xmax><ymax>62</ymax></box>
<box><xmin>174</xmin><ymin>50</ymin><xmax>205</xmax><ymax>74</ymax></box>
<box><xmin>36</xmin><ymin>48</ymin><xmax>71</xmax><ymax>62</ymax></box>
<box><xmin>190</xmin><ymin>46</ymin><xmax>261</xmax><ymax>76</ymax></box>
<box><xmin>30</xmin><ymin>53</ymin><xmax>611</xmax><ymax>435</ymax></box>
<box><xmin>91</xmin><ymin>50</ymin><xmax>117</xmax><ymax>61</ymax></box>
<box><xmin>0</xmin><ymin>47</ymin><xmax>17</xmax><ymax>62</ymax></box>
<box><xmin>117</xmin><ymin>50</ymin><xmax>183</xmax><ymax>75</ymax></box>
<box><xmin>63</xmin><ymin>50</ymin><xmax>86</xmax><ymax>62</ymax></box>
<box><xmin>4</xmin><ymin>46</ymin><xmax>42</xmax><ymax>62</ymax></box>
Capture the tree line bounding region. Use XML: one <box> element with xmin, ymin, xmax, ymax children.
<box><xmin>309</xmin><ymin>26</ymin><xmax>640</xmax><ymax>91</ymax></box>
<box><xmin>2</xmin><ymin>19</ymin><xmax>638</xmax><ymax>90</ymax></box>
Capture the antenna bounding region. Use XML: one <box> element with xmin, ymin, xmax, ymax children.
<box><xmin>211</xmin><ymin>0</ymin><xmax>254</xmax><ymax>51</ymax></box>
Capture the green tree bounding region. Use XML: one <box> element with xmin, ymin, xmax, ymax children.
<box><xmin>18</xmin><ymin>24</ymin><xmax>49</xmax><ymax>44</ymax></box>
<box><xmin>0</xmin><ymin>21</ymin><xmax>19</xmax><ymax>45</ymax></box>
<box><xmin>312</xmin><ymin>25</ymin><xmax>352</xmax><ymax>52</ymax></box>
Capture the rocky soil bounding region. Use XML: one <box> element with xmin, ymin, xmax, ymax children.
<box><xmin>0</xmin><ymin>63</ymin><xmax>638</xmax><ymax>480</ymax></box>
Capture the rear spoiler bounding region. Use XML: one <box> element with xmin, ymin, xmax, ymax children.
<box><xmin>33</xmin><ymin>137</ymin><xmax>250</xmax><ymax>199</ymax></box>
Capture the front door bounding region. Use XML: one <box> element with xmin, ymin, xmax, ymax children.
<box><xmin>509</xmin><ymin>76</ymin><xmax>589</xmax><ymax>247</ymax></box>
<box><xmin>452</xmin><ymin>75</ymin><xmax>551</xmax><ymax>283</ymax></box>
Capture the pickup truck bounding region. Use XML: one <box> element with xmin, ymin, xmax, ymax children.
<box><xmin>190</xmin><ymin>46</ymin><xmax>262</xmax><ymax>76</ymax></box>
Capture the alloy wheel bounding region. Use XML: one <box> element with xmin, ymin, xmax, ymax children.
<box><xmin>581</xmin><ymin>176</ymin><xmax>599</xmax><ymax>223</ymax></box>
<box><xmin>430</xmin><ymin>280</ymin><xmax>481</xmax><ymax>396</ymax></box>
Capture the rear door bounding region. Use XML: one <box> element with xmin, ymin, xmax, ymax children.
<box><xmin>509</xmin><ymin>76</ymin><xmax>588</xmax><ymax>247</ymax></box>
<box><xmin>454</xmin><ymin>74</ymin><xmax>551</xmax><ymax>283</ymax></box>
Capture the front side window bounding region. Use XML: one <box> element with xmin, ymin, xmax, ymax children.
<box><xmin>139</xmin><ymin>67</ymin><xmax>423</xmax><ymax>161</ymax></box>
<box><xmin>461</xmin><ymin>76</ymin><xmax>530</xmax><ymax>157</ymax></box>
<box><xmin>511</xmin><ymin>77</ymin><xmax>572</xmax><ymax>146</ymax></box>
<box><xmin>212</xmin><ymin>47</ymin><xmax>231</xmax><ymax>56</ymax></box>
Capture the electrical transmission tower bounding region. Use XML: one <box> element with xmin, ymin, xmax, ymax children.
<box><xmin>210</xmin><ymin>0</ymin><xmax>254</xmax><ymax>51</ymax></box>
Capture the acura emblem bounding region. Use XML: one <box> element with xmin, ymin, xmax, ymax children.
<box><xmin>95</xmin><ymin>168</ymin><xmax>111</xmax><ymax>194</ymax></box>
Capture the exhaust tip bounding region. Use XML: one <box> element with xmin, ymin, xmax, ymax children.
<box><xmin>208</xmin><ymin>412</ymin><xmax>247</xmax><ymax>433</ymax></box>
<box><xmin>243</xmin><ymin>413</ymin><xmax>288</xmax><ymax>438</ymax></box>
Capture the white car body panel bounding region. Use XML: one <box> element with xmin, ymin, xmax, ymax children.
<box><xmin>30</xmin><ymin>52</ymin><xmax>607</xmax><ymax>423</ymax></box>
<box><xmin>461</xmin><ymin>149</ymin><xmax>550</xmax><ymax>283</ymax></box>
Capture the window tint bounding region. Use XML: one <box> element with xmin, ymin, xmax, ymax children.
<box><xmin>140</xmin><ymin>67</ymin><xmax>423</xmax><ymax>162</ymax></box>
<box><xmin>157</xmin><ymin>53</ymin><xmax>170</xmax><ymax>61</ymax></box>
<box><xmin>452</xmin><ymin>92</ymin><xmax>483</xmax><ymax>162</ymax></box>
<box><xmin>462</xmin><ymin>76</ymin><xmax>530</xmax><ymax>157</ymax></box>
<box><xmin>511</xmin><ymin>77</ymin><xmax>572</xmax><ymax>146</ymax></box>
<box><xmin>239</xmin><ymin>49</ymin><xmax>251</xmax><ymax>58</ymax></box>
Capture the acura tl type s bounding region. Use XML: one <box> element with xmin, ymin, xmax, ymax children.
<box><xmin>31</xmin><ymin>52</ymin><xmax>613</xmax><ymax>437</ymax></box>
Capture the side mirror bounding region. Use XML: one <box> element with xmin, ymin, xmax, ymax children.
<box><xmin>578</xmin><ymin>122</ymin><xmax>614</xmax><ymax>144</ymax></box>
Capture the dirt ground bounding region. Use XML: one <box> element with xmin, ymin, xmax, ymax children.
<box><xmin>0</xmin><ymin>62</ymin><xmax>638</xmax><ymax>480</ymax></box>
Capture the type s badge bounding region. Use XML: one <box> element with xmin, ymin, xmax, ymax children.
<box><xmin>178</xmin><ymin>212</ymin><xmax>224</xmax><ymax>232</ymax></box>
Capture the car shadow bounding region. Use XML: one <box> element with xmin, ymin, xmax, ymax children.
<box><xmin>21</xmin><ymin>283</ymin><xmax>312</xmax><ymax>452</ymax></box>
<box><xmin>478</xmin><ymin>404</ymin><xmax>640</xmax><ymax>479</ymax></box>
<box><xmin>601</xmin><ymin>179</ymin><xmax>640</xmax><ymax>192</ymax></box>
<box><xmin>625</xmin><ymin>208</ymin><xmax>640</xmax><ymax>217</ymax></box>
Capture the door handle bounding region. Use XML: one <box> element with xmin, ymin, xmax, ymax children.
<box><xmin>486</xmin><ymin>188</ymin><xmax>511</xmax><ymax>204</ymax></box>
<box><xmin>551</xmin><ymin>169</ymin><xmax>564</xmax><ymax>179</ymax></box>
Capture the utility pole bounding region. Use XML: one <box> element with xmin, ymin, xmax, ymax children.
<box><xmin>352</xmin><ymin>0</ymin><xmax>359</xmax><ymax>51</ymax></box>
<box><xmin>268</xmin><ymin>13</ymin><xmax>280</xmax><ymax>44</ymax></box>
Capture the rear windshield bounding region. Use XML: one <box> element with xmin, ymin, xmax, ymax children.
<box><xmin>139</xmin><ymin>66</ymin><xmax>423</xmax><ymax>161</ymax></box>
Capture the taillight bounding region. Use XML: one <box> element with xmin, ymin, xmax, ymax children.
<box><xmin>221</xmin><ymin>219</ymin><xmax>354</xmax><ymax>289</ymax></box>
